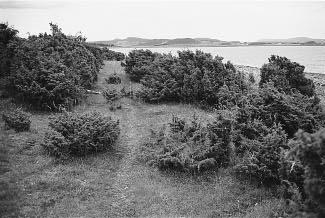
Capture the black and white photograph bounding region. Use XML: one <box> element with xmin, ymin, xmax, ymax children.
<box><xmin>1</xmin><ymin>0</ymin><xmax>325</xmax><ymax>217</ymax></box>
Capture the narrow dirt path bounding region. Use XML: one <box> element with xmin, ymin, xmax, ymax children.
<box><xmin>77</xmin><ymin>61</ymin><xmax>149</xmax><ymax>217</ymax></box>
<box><xmin>109</xmin><ymin>101</ymin><xmax>144</xmax><ymax>217</ymax></box>
<box><xmin>0</xmin><ymin>119</ymin><xmax>20</xmax><ymax>218</ymax></box>
<box><xmin>82</xmin><ymin>61</ymin><xmax>233</xmax><ymax>217</ymax></box>
<box><xmin>86</xmin><ymin>61</ymin><xmax>221</xmax><ymax>217</ymax></box>
<box><xmin>95</xmin><ymin>62</ymin><xmax>148</xmax><ymax>216</ymax></box>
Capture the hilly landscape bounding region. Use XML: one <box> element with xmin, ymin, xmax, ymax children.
<box><xmin>258</xmin><ymin>37</ymin><xmax>325</xmax><ymax>44</ymax></box>
<box><xmin>92</xmin><ymin>37</ymin><xmax>243</xmax><ymax>47</ymax></box>
<box><xmin>92</xmin><ymin>36</ymin><xmax>325</xmax><ymax>47</ymax></box>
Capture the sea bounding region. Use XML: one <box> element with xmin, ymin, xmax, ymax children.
<box><xmin>111</xmin><ymin>46</ymin><xmax>325</xmax><ymax>74</ymax></box>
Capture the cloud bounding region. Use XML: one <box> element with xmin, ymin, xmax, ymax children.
<box><xmin>0</xmin><ymin>0</ymin><xmax>66</xmax><ymax>9</ymax></box>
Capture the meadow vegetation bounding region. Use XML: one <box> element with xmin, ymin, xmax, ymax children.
<box><xmin>139</xmin><ymin>114</ymin><xmax>232</xmax><ymax>174</ymax></box>
<box><xmin>0</xmin><ymin>22</ymin><xmax>324</xmax><ymax>217</ymax></box>
<box><xmin>2</xmin><ymin>108</ymin><xmax>31</xmax><ymax>132</ymax></box>
<box><xmin>42</xmin><ymin>111</ymin><xmax>120</xmax><ymax>158</ymax></box>
<box><xmin>125</xmin><ymin>49</ymin><xmax>325</xmax><ymax>217</ymax></box>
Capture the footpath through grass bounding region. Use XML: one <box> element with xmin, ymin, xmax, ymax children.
<box><xmin>0</xmin><ymin>61</ymin><xmax>283</xmax><ymax>217</ymax></box>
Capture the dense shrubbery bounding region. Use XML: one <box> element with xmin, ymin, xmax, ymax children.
<box><xmin>232</xmin><ymin>81</ymin><xmax>322</xmax><ymax>187</ymax></box>
<box><xmin>136</xmin><ymin>50</ymin><xmax>248</xmax><ymax>108</ymax></box>
<box><xmin>248</xmin><ymin>72</ymin><xmax>255</xmax><ymax>84</ymax></box>
<box><xmin>101</xmin><ymin>47</ymin><xmax>125</xmax><ymax>61</ymax></box>
<box><xmin>2</xmin><ymin>108</ymin><xmax>31</xmax><ymax>132</ymax></box>
<box><xmin>102</xmin><ymin>88</ymin><xmax>119</xmax><ymax>102</ymax></box>
<box><xmin>133</xmin><ymin>50</ymin><xmax>323</xmax><ymax>215</ymax></box>
<box><xmin>283</xmin><ymin>129</ymin><xmax>325</xmax><ymax>217</ymax></box>
<box><xmin>260</xmin><ymin>55</ymin><xmax>315</xmax><ymax>97</ymax></box>
<box><xmin>236</xmin><ymin>82</ymin><xmax>321</xmax><ymax>138</ymax></box>
<box><xmin>234</xmin><ymin>124</ymin><xmax>288</xmax><ymax>185</ymax></box>
<box><xmin>139</xmin><ymin>115</ymin><xmax>232</xmax><ymax>174</ymax></box>
<box><xmin>105</xmin><ymin>73</ymin><xmax>121</xmax><ymax>84</ymax></box>
<box><xmin>2</xmin><ymin>23</ymin><xmax>104</xmax><ymax>110</ymax></box>
<box><xmin>42</xmin><ymin>112</ymin><xmax>120</xmax><ymax>158</ymax></box>
<box><xmin>0</xmin><ymin>23</ymin><xmax>18</xmax><ymax>79</ymax></box>
<box><xmin>125</xmin><ymin>49</ymin><xmax>158</xmax><ymax>82</ymax></box>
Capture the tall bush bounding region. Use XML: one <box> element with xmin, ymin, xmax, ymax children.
<box><xmin>139</xmin><ymin>50</ymin><xmax>248</xmax><ymax>108</ymax></box>
<box><xmin>125</xmin><ymin>49</ymin><xmax>158</xmax><ymax>82</ymax></box>
<box><xmin>2</xmin><ymin>108</ymin><xmax>31</xmax><ymax>132</ymax></box>
<box><xmin>6</xmin><ymin>23</ymin><xmax>103</xmax><ymax>110</ymax></box>
<box><xmin>0</xmin><ymin>23</ymin><xmax>18</xmax><ymax>79</ymax></box>
<box><xmin>260</xmin><ymin>55</ymin><xmax>315</xmax><ymax>97</ymax></box>
<box><xmin>101</xmin><ymin>48</ymin><xmax>125</xmax><ymax>61</ymax></box>
<box><xmin>237</xmin><ymin>82</ymin><xmax>321</xmax><ymax>138</ymax></box>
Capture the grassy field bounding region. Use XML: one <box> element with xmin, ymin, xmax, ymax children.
<box><xmin>0</xmin><ymin>61</ymin><xmax>285</xmax><ymax>217</ymax></box>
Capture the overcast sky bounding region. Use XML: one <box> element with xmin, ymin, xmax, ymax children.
<box><xmin>1</xmin><ymin>0</ymin><xmax>325</xmax><ymax>41</ymax></box>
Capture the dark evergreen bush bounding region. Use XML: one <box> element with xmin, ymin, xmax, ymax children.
<box><xmin>248</xmin><ymin>72</ymin><xmax>255</xmax><ymax>84</ymax></box>
<box><xmin>84</xmin><ymin>44</ymin><xmax>105</xmax><ymax>70</ymax></box>
<box><xmin>125</xmin><ymin>49</ymin><xmax>158</xmax><ymax>82</ymax></box>
<box><xmin>2</xmin><ymin>108</ymin><xmax>31</xmax><ymax>132</ymax></box>
<box><xmin>0</xmin><ymin>23</ymin><xmax>18</xmax><ymax>79</ymax></box>
<box><xmin>138</xmin><ymin>50</ymin><xmax>248</xmax><ymax>108</ymax></box>
<box><xmin>42</xmin><ymin>112</ymin><xmax>120</xmax><ymax>157</ymax></box>
<box><xmin>105</xmin><ymin>73</ymin><xmax>121</xmax><ymax>84</ymax></box>
<box><xmin>102</xmin><ymin>88</ymin><xmax>119</xmax><ymax>102</ymax></box>
<box><xmin>237</xmin><ymin>82</ymin><xmax>321</xmax><ymax>138</ymax></box>
<box><xmin>139</xmin><ymin>115</ymin><xmax>232</xmax><ymax>174</ymax></box>
<box><xmin>260</xmin><ymin>55</ymin><xmax>315</xmax><ymax>97</ymax></box>
<box><xmin>285</xmin><ymin>129</ymin><xmax>325</xmax><ymax>217</ymax></box>
<box><xmin>6</xmin><ymin>23</ymin><xmax>103</xmax><ymax>110</ymax></box>
<box><xmin>101</xmin><ymin>48</ymin><xmax>125</xmax><ymax>61</ymax></box>
<box><xmin>233</xmin><ymin>124</ymin><xmax>288</xmax><ymax>185</ymax></box>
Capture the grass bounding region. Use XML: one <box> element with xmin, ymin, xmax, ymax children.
<box><xmin>0</xmin><ymin>61</ymin><xmax>285</xmax><ymax>217</ymax></box>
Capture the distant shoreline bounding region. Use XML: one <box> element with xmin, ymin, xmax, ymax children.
<box><xmin>235</xmin><ymin>64</ymin><xmax>324</xmax><ymax>76</ymax></box>
<box><xmin>108</xmin><ymin>44</ymin><xmax>325</xmax><ymax>49</ymax></box>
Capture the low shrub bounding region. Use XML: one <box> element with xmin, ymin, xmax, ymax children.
<box><xmin>105</xmin><ymin>73</ymin><xmax>121</xmax><ymax>84</ymax></box>
<box><xmin>108</xmin><ymin>102</ymin><xmax>122</xmax><ymax>111</ymax></box>
<box><xmin>233</xmin><ymin>119</ymin><xmax>270</xmax><ymax>154</ymax></box>
<box><xmin>284</xmin><ymin>129</ymin><xmax>325</xmax><ymax>217</ymax></box>
<box><xmin>42</xmin><ymin>111</ymin><xmax>120</xmax><ymax>157</ymax></box>
<box><xmin>139</xmin><ymin>115</ymin><xmax>232</xmax><ymax>174</ymax></box>
<box><xmin>2</xmin><ymin>108</ymin><xmax>31</xmax><ymax>132</ymax></box>
<box><xmin>233</xmin><ymin>124</ymin><xmax>288</xmax><ymax>185</ymax></box>
<box><xmin>102</xmin><ymin>88</ymin><xmax>119</xmax><ymax>102</ymax></box>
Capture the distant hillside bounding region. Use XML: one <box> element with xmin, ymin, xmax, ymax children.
<box><xmin>91</xmin><ymin>36</ymin><xmax>325</xmax><ymax>47</ymax></box>
<box><xmin>258</xmin><ymin>37</ymin><xmax>325</xmax><ymax>44</ymax></box>
<box><xmin>91</xmin><ymin>37</ymin><xmax>234</xmax><ymax>47</ymax></box>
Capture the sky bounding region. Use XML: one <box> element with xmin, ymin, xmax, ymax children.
<box><xmin>1</xmin><ymin>0</ymin><xmax>325</xmax><ymax>42</ymax></box>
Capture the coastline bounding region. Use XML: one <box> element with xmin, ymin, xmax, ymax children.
<box><xmin>108</xmin><ymin>44</ymin><xmax>325</xmax><ymax>49</ymax></box>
